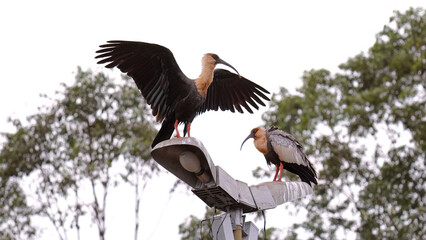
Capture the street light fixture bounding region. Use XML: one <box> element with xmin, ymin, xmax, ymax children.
<box><xmin>179</xmin><ymin>151</ymin><xmax>210</xmax><ymax>183</ymax></box>
<box><xmin>151</xmin><ymin>137</ymin><xmax>314</xmax><ymax>239</ymax></box>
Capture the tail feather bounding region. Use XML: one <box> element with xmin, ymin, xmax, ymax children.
<box><xmin>152</xmin><ymin>118</ymin><xmax>175</xmax><ymax>148</ymax></box>
<box><xmin>284</xmin><ymin>162</ymin><xmax>318</xmax><ymax>186</ymax></box>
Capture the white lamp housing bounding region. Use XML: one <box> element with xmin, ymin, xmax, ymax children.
<box><xmin>179</xmin><ymin>151</ymin><xmax>201</xmax><ymax>173</ymax></box>
<box><xmin>179</xmin><ymin>151</ymin><xmax>210</xmax><ymax>183</ymax></box>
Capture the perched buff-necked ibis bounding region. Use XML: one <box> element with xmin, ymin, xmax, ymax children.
<box><xmin>96</xmin><ymin>41</ymin><xmax>270</xmax><ymax>147</ymax></box>
<box><xmin>240</xmin><ymin>126</ymin><xmax>318</xmax><ymax>186</ymax></box>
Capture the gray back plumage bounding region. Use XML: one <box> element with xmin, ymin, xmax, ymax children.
<box><xmin>266</xmin><ymin>127</ymin><xmax>317</xmax><ymax>178</ymax></box>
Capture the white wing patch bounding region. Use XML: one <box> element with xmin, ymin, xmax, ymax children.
<box><xmin>269</xmin><ymin>132</ymin><xmax>308</xmax><ymax>166</ymax></box>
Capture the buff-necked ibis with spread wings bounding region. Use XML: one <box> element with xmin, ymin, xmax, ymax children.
<box><xmin>241</xmin><ymin>126</ymin><xmax>318</xmax><ymax>186</ymax></box>
<box><xmin>96</xmin><ymin>41</ymin><xmax>270</xmax><ymax>147</ymax></box>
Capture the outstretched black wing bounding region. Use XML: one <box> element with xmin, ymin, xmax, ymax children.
<box><xmin>197</xmin><ymin>69</ymin><xmax>270</xmax><ymax>114</ymax></box>
<box><xmin>96</xmin><ymin>40</ymin><xmax>191</xmax><ymax>122</ymax></box>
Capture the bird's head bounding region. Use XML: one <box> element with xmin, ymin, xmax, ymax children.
<box><xmin>240</xmin><ymin>127</ymin><xmax>266</xmax><ymax>150</ymax></box>
<box><xmin>203</xmin><ymin>53</ymin><xmax>240</xmax><ymax>76</ymax></box>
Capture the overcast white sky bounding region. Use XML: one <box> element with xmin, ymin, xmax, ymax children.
<box><xmin>1</xmin><ymin>0</ymin><xmax>424</xmax><ymax>239</ymax></box>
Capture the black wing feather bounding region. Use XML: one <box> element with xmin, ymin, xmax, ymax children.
<box><xmin>95</xmin><ymin>40</ymin><xmax>190</xmax><ymax>122</ymax></box>
<box><xmin>197</xmin><ymin>69</ymin><xmax>270</xmax><ymax>114</ymax></box>
<box><xmin>224</xmin><ymin>87</ymin><xmax>236</xmax><ymax>113</ymax></box>
<box><xmin>236</xmin><ymin>84</ymin><xmax>258</xmax><ymax>109</ymax></box>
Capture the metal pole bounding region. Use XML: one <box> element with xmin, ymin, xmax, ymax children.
<box><xmin>233</xmin><ymin>225</ymin><xmax>242</xmax><ymax>240</ymax></box>
<box><xmin>230</xmin><ymin>209</ymin><xmax>243</xmax><ymax>240</ymax></box>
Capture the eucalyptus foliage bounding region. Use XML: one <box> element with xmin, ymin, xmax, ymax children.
<box><xmin>0</xmin><ymin>68</ymin><xmax>158</xmax><ymax>240</ymax></box>
<box><xmin>177</xmin><ymin>7</ymin><xmax>425</xmax><ymax>240</ymax></box>
<box><xmin>261</xmin><ymin>8</ymin><xmax>425</xmax><ymax>239</ymax></box>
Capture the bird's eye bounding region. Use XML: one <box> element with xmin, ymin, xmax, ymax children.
<box><xmin>252</xmin><ymin>129</ymin><xmax>258</xmax><ymax>135</ymax></box>
<box><xmin>211</xmin><ymin>54</ymin><xmax>219</xmax><ymax>61</ymax></box>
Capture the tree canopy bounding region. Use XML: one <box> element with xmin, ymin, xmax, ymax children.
<box><xmin>261</xmin><ymin>7</ymin><xmax>425</xmax><ymax>239</ymax></box>
<box><xmin>177</xmin><ymin>7</ymin><xmax>425</xmax><ymax>240</ymax></box>
<box><xmin>0</xmin><ymin>68</ymin><xmax>158</xmax><ymax>240</ymax></box>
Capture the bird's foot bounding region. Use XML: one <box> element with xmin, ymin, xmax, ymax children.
<box><xmin>174</xmin><ymin>120</ymin><xmax>181</xmax><ymax>138</ymax></box>
<box><xmin>272</xmin><ymin>164</ymin><xmax>280</xmax><ymax>181</ymax></box>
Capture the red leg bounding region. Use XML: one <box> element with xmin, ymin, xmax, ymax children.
<box><xmin>272</xmin><ymin>164</ymin><xmax>279</xmax><ymax>181</ymax></box>
<box><xmin>186</xmin><ymin>122</ymin><xmax>191</xmax><ymax>137</ymax></box>
<box><xmin>174</xmin><ymin>120</ymin><xmax>181</xmax><ymax>138</ymax></box>
<box><xmin>277</xmin><ymin>162</ymin><xmax>284</xmax><ymax>182</ymax></box>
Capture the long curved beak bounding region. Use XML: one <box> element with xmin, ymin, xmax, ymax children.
<box><xmin>216</xmin><ymin>58</ymin><xmax>240</xmax><ymax>77</ymax></box>
<box><xmin>240</xmin><ymin>132</ymin><xmax>255</xmax><ymax>150</ymax></box>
